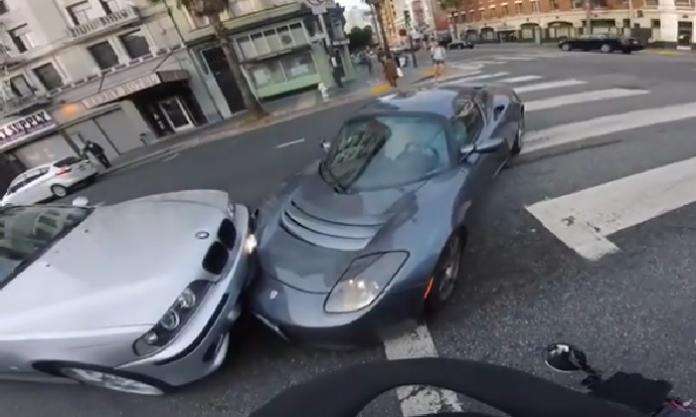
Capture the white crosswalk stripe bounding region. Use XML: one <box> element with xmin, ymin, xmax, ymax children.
<box><xmin>500</xmin><ymin>75</ymin><xmax>543</xmax><ymax>83</ymax></box>
<box><xmin>441</xmin><ymin>71</ymin><xmax>510</xmax><ymax>85</ymax></box>
<box><xmin>515</xmin><ymin>79</ymin><xmax>587</xmax><ymax>93</ymax></box>
<box><xmin>523</xmin><ymin>101</ymin><xmax>696</xmax><ymax>154</ymax></box>
<box><xmin>525</xmin><ymin>88</ymin><xmax>651</xmax><ymax>112</ymax></box>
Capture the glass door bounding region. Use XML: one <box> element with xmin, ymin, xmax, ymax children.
<box><xmin>158</xmin><ymin>97</ymin><xmax>195</xmax><ymax>132</ymax></box>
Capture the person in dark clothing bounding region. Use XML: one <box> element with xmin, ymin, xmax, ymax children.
<box><xmin>83</xmin><ymin>140</ymin><xmax>111</xmax><ymax>169</ymax></box>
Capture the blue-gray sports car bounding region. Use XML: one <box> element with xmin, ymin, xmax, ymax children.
<box><xmin>250</xmin><ymin>86</ymin><xmax>525</xmax><ymax>347</ymax></box>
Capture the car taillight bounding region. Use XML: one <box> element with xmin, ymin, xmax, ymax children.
<box><xmin>57</xmin><ymin>167</ymin><xmax>72</xmax><ymax>175</ymax></box>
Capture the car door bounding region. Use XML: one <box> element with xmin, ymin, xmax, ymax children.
<box><xmin>20</xmin><ymin>168</ymin><xmax>51</xmax><ymax>203</ymax></box>
<box><xmin>450</xmin><ymin>99</ymin><xmax>498</xmax><ymax>192</ymax></box>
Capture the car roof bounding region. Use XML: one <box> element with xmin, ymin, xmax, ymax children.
<box><xmin>355</xmin><ymin>87</ymin><xmax>480</xmax><ymax>118</ymax></box>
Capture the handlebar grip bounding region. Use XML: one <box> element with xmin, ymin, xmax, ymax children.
<box><xmin>251</xmin><ymin>358</ymin><xmax>646</xmax><ymax>417</ymax></box>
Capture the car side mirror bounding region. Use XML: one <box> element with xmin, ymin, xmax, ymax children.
<box><xmin>459</xmin><ymin>137</ymin><xmax>505</xmax><ymax>160</ymax></box>
<box><xmin>544</xmin><ymin>343</ymin><xmax>589</xmax><ymax>372</ymax></box>
<box><xmin>321</xmin><ymin>140</ymin><xmax>331</xmax><ymax>153</ymax></box>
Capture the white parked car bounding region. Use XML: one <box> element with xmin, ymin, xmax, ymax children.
<box><xmin>1</xmin><ymin>156</ymin><xmax>98</xmax><ymax>206</ymax></box>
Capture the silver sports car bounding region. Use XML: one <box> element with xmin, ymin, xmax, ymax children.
<box><xmin>251</xmin><ymin>86</ymin><xmax>525</xmax><ymax>347</ymax></box>
<box><xmin>0</xmin><ymin>190</ymin><xmax>257</xmax><ymax>394</ymax></box>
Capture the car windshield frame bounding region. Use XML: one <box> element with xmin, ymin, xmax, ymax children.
<box><xmin>0</xmin><ymin>205</ymin><xmax>92</xmax><ymax>290</ymax></box>
<box><xmin>320</xmin><ymin>112</ymin><xmax>453</xmax><ymax>192</ymax></box>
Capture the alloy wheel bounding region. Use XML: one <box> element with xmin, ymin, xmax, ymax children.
<box><xmin>601</xmin><ymin>44</ymin><xmax>612</xmax><ymax>53</ymax></box>
<box><xmin>51</xmin><ymin>185</ymin><xmax>68</xmax><ymax>198</ymax></box>
<box><xmin>436</xmin><ymin>235</ymin><xmax>463</xmax><ymax>301</ymax></box>
<box><xmin>59</xmin><ymin>367</ymin><xmax>164</xmax><ymax>395</ymax></box>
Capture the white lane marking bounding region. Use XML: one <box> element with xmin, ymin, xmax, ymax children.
<box><xmin>500</xmin><ymin>75</ymin><xmax>543</xmax><ymax>83</ymax></box>
<box><xmin>523</xmin><ymin>101</ymin><xmax>696</xmax><ymax>154</ymax></box>
<box><xmin>384</xmin><ymin>325</ymin><xmax>463</xmax><ymax>416</ymax></box>
<box><xmin>441</xmin><ymin>71</ymin><xmax>509</xmax><ymax>86</ymax></box>
<box><xmin>161</xmin><ymin>152</ymin><xmax>179</xmax><ymax>163</ymax></box>
<box><xmin>514</xmin><ymin>79</ymin><xmax>586</xmax><ymax>93</ymax></box>
<box><xmin>525</xmin><ymin>88</ymin><xmax>650</xmax><ymax>112</ymax></box>
<box><xmin>526</xmin><ymin>155</ymin><xmax>696</xmax><ymax>260</ymax></box>
<box><xmin>276</xmin><ymin>138</ymin><xmax>306</xmax><ymax>149</ymax></box>
<box><xmin>493</xmin><ymin>55</ymin><xmax>536</xmax><ymax>61</ymax></box>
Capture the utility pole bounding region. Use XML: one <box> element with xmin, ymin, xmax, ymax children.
<box><xmin>585</xmin><ymin>0</ymin><xmax>592</xmax><ymax>35</ymax></box>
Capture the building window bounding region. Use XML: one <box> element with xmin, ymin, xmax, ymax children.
<box><xmin>502</xmin><ymin>4</ymin><xmax>509</xmax><ymax>15</ymax></box>
<box><xmin>573</xmin><ymin>0</ymin><xmax>585</xmax><ymax>7</ymax></box>
<box><xmin>9</xmin><ymin>75</ymin><xmax>34</xmax><ymax>97</ymax></box>
<box><xmin>591</xmin><ymin>0</ymin><xmax>607</xmax><ymax>7</ymax></box>
<box><xmin>33</xmin><ymin>63</ymin><xmax>64</xmax><ymax>90</ymax></box>
<box><xmin>531</xmin><ymin>0</ymin><xmax>540</xmax><ymax>12</ymax></box>
<box><xmin>119</xmin><ymin>30</ymin><xmax>150</xmax><ymax>59</ymax></box>
<box><xmin>645</xmin><ymin>0</ymin><xmax>658</xmax><ymax>5</ymax></box>
<box><xmin>651</xmin><ymin>18</ymin><xmax>661</xmax><ymax>28</ymax></box>
<box><xmin>67</xmin><ymin>1</ymin><xmax>92</xmax><ymax>26</ymax></box>
<box><xmin>551</xmin><ymin>0</ymin><xmax>560</xmax><ymax>8</ymax></box>
<box><xmin>515</xmin><ymin>2</ymin><xmax>522</xmax><ymax>13</ymax></box>
<box><xmin>88</xmin><ymin>41</ymin><xmax>120</xmax><ymax>70</ymax></box>
<box><xmin>100</xmin><ymin>0</ymin><xmax>120</xmax><ymax>14</ymax></box>
<box><xmin>247</xmin><ymin>50</ymin><xmax>317</xmax><ymax>88</ymax></box>
<box><xmin>8</xmin><ymin>24</ymin><xmax>33</xmax><ymax>53</ymax></box>
<box><xmin>236</xmin><ymin>23</ymin><xmax>309</xmax><ymax>59</ymax></box>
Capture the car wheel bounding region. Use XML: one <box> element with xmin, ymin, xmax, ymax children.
<box><xmin>511</xmin><ymin>120</ymin><xmax>524</xmax><ymax>156</ymax></box>
<box><xmin>561</xmin><ymin>43</ymin><xmax>571</xmax><ymax>51</ymax></box>
<box><xmin>50</xmin><ymin>184</ymin><xmax>68</xmax><ymax>198</ymax></box>
<box><xmin>425</xmin><ymin>231</ymin><xmax>465</xmax><ymax>312</ymax></box>
<box><xmin>600</xmin><ymin>43</ymin><xmax>612</xmax><ymax>53</ymax></box>
<box><xmin>622</xmin><ymin>49</ymin><xmax>631</xmax><ymax>54</ymax></box>
<box><xmin>56</xmin><ymin>365</ymin><xmax>166</xmax><ymax>395</ymax></box>
<box><xmin>469</xmin><ymin>44</ymin><xmax>474</xmax><ymax>49</ymax></box>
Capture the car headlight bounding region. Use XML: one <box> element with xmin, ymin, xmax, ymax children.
<box><xmin>133</xmin><ymin>280</ymin><xmax>212</xmax><ymax>356</ymax></box>
<box><xmin>324</xmin><ymin>252</ymin><xmax>408</xmax><ymax>313</ymax></box>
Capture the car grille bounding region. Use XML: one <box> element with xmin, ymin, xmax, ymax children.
<box><xmin>202</xmin><ymin>242</ymin><xmax>229</xmax><ymax>274</ymax></box>
<box><xmin>280</xmin><ymin>201</ymin><xmax>380</xmax><ymax>251</ymax></box>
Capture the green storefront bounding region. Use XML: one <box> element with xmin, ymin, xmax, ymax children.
<box><xmin>228</xmin><ymin>3</ymin><xmax>354</xmax><ymax>99</ymax></box>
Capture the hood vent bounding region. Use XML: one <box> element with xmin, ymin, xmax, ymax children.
<box><xmin>280</xmin><ymin>201</ymin><xmax>380</xmax><ymax>251</ymax></box>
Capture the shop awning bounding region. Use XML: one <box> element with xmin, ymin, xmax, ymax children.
<box><xmin>81</xmin><ymin>70</ymin><xmax>189</xmax><ymax>109</ymax></box>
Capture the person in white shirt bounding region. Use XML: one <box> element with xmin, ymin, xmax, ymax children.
<box><xmin>431</xmin><ymin>43</ymin><xmax>446</xmax><ymax>81</ymax></box>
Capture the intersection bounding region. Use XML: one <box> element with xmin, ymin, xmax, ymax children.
<box><xmin>3</xmin><ymin>44</ymin><xmax>696</xmax><ymax>417</ymax></box>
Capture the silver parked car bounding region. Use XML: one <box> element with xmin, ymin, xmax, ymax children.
<box><xmin>1</xmin><ymin>156</ymin><xmax>99</xmax><ymax>206</ymax></box>
<box><xmin>0</xmin><ymin>190</ymin><xmax>257</xmax><ymax>394</ymax></box>
<box><xmin>251</xmin><ymin>87</ymin><xmax>524</xmax><ymax>347</ymax></box>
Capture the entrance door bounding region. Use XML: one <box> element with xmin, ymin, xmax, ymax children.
<box><xmin>202</xmin><ymin>47</ymin><xmax>246</xmax><ymax>114</ymax></box>
<box><xmin>677</xmin><ymin>21</ymin><xmax>692</xmax><ymax>49</ymax></box>
<box><xmin>158</xmin><ymin>97</ymin><xmax>195</xmax><ymax>132</ymax></box>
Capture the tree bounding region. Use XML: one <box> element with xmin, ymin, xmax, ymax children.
<box><xmin>152</xmin><ymin>0</ymin><xmax>266</xmax><ymax>119</ymax></box>
<box><xmin>363</xmin><ymin>0</ymin><xmax>390</xmax><ymax>53</ymax></box>
<box><xmin>348</xmin><ymin>26</ymin><xmax>373</xmax><ymax>51</ymax></box>
<box><xmin>439</xmin><ymin>0</ymin><xmax>460</xmax><ymax>40</ymax></box>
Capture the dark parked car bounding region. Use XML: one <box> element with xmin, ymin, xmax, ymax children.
<box><xmin>558</xmin><ymin>35</ymin><xmax>644</xmax><ymax>54</ymax></box>
<box><xmin>448</xmin><ymin>40</ymin><xmax>475</xmax><ymax>50</ymax></box>
<box><xmin>251</xmin><ymin>86</ymin><xmax>525</xmax><ymax>348</ymax></box>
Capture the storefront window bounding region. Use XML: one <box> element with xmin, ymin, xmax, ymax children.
<box><xmin>280</xmin><ymin>51</ymin><xmax>316</xmax><ymax>80</ymax></box>
<box><xmin>264</xmin><ymin>30</ymin><xmax>281</xmax><ymax>52</ymax></box>
<box><xmin>249</xmin><ymin>60</ymin><xmax>286</xmax><ymax>88</ymax></box>
<box><xmin>251</xmin><ymin>33</ymin><xmax>270</xmax><ymax>56</ymax></box>
<box><xmin>120</xmin><ymin>29</ymin><xmax>151</xmax><ymax>59</ymax></box>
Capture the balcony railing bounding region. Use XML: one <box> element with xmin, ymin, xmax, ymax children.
<box><xmin>65</xmin><ymin>6</ymin><xmax>140</xmax><ymax>41</ymax></box>
<box><xmin>675</xmin><ymin>0</ymin><xmax>695</xmax><ymax>8</ymax></box>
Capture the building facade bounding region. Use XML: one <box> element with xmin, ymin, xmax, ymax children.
<box><xmin>0</xmin><ymin>0</ymin><xmax>353</xmax><ymax>180</ymax></box>
<box><xmin>454</xmin><ymin>0</ymin><xmax>696</xmax><ymax>48</ymax></box>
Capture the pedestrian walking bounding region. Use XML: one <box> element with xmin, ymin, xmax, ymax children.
<box><xmin>431</xmin><ymin>43</ymin><xmax>446</xmax><ymax>81</ymax></box>
<box><xmin>82</xmin><ymin>140</ymin><xmax>111</xmax><ymax>169</ymax></box>
<box><xmin>383</xmin><ymin>55</ymin><xmax>399</xmax><ymax>88</ymax></box>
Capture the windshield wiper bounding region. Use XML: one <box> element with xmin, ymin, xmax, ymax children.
<box><xmin>320</xmin><ymin>162</ymin><xmax>346</xmax><ymax>193</ymax></box>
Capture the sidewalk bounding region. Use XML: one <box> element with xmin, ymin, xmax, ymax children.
<box><xmin>107</xmin><ymin>51</ymin><xmax>469</xmax><ymax>173</ymax></box>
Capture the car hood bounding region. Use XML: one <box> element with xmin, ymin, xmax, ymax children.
<box><xmin>258</xmin><ymin>173</ymin><xmax>424</xmax><ymax>293</ymax></box>
<box><xmin>0</xmin><ymin>190</ymin><xmax>230</xmax><ymax>336</ymax></box>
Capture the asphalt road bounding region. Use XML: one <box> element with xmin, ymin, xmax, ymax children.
<box><xmin>3</xmin><ymin>44</ymin><xmax>696</xmax><ymax>417</ymax></box>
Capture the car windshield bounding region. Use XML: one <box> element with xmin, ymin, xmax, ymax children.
<box><xmin>0</xmin><ymin>206</ymin><xmax>90</xmax><ymax>287</ymax></box>
<box><xmin>320</xmin><ymin>115</ymin><xmax>450</xmax><ymax>192</ymax></box>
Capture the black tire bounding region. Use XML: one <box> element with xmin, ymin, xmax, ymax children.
<box><xmin>622</xmin><ymin>49</ymin><xmax>631</xmax><ymax>54</ymax></box>
<box><xmin>469</xmin><ymin>44</ymin><xmax>474</xmax><ymax>49</ymax></box>
<box><xmin>35</xmin><ymin>361</ymin><xmax>170</xmax><ymax>395</ymax></box>
<box><xmin>600</xmin><ymin>43</ymin><xmax>612</xmax><ymax>53</ymax></box>
<box><xmin>561</xmin><ymin>43</ymin><xmax>571</xmax><ymax>51</ymax></box>
<box><xmin>425</xmin><ymin>231</ymin><xmax>466</xmax><ymax>313</ymax></box>
<box><xmin>50</xmin><ymin>184</ymin><xmax>68</xmax><ymax>198</ymax></box>
<box><xmin>511</xmin><ymin>120</ymin><xmax>523</xmax><ymax>156</ymax></box>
